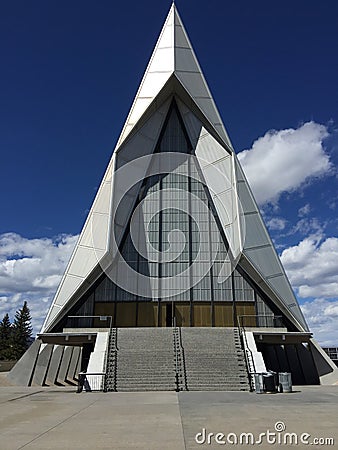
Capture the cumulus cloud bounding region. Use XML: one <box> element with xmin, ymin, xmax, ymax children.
<box><xmin>298</xmin><ymin>203</ymin><xmax>311</xmax><ymax>217</ymax></box>
<box><xmin>238</xmin><ymin>121</ymin><xmax>331</xmax><ymax>205</ymax></box>
<box><xmin>290</xmin><ymin>217</ymin><xmax>325</xmax><ymax>236</ymax></box>
<box><xmin>301</xmin><ymin>299</ymin><xmax>338</xmax><ymax>346</ymax></box>
<box><xmin>281</xmin><ymin>235</ymin><xmax>338</xmax><ymax>298</ymax></box>
<box><xmin>0</xmin><ymin>233</ymin><xmax>78</xmax><ymax>334</ymax></box>
<box><xmin>266</xmin><ymin>217</ymin><xmax>287</xmax><ymax>231</ymax></box>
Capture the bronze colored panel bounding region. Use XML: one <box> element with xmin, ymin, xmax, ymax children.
<box><xmin>214</xmin><ymin>303</ymin><xmax>233</xmax><ymax>327</ymax></box>
<box><xmin>137</xmin><ymin>302</ymin><xmax>157</xmax><ymax>327</ymax></box>
<box><xmin>116</xmin><ymin>302</ymin><xmax>137</xmax><ymax>327</ymax></box>
<box><xmin>193</xmin><ymin>303</ymin><xmax>211</xmax><ymax>327</ymax></box>
<box><xmin>175</xmin><ymin>303</ymin><xmax>190</xmax><ymax>327</ymax></box>
<box><xmin>236</xmin><ymin>302</ymin><xmax>256</xmax><ymax>327</ymax></box>
<box><xmin>160</xmin><ymin>303</ymin><xmax>167</xmax><ymax>327</ymax></box>
<box><xmin>93</xmin><ymin>303</ymin><xmax>115</xmax><ymax>328</ymax></box>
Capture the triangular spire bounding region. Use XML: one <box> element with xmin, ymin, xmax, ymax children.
<box><xmin>117</xmin><ymin>4</ymin><xmax>232</xmax><ymax>150</ymax></box>
<box><xmin>42</xmin><ymin>6</ymin><xmax>308</xmax><ymax>335</ymax></box>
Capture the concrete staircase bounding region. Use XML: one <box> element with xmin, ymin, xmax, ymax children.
<box><xmin>106</xmin><ymin>328</ymin><xmax>176</xmax><ymax>391</ymax></box>
<box><xmin>105</xmin><ymin>327</ymin><xmax>249</xmax><ymax>392</ymax></box>
<box><xmin>181</xmin><ymin>327</ymin><xmax>249</xmax><ymax>391</ymax></box>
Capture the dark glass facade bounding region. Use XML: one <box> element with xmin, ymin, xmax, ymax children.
<box><xmin>64</xmin><ymin>102</ymin><xmax>276</xmax><ymax>329</ymax></box>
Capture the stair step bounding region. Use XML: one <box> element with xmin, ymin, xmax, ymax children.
<box><xmin>104</xmin><ymin>327</ymin><xmax>250</xmax><ymax>392</ymax></box>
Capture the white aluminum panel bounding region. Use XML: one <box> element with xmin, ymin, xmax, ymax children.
<box><xmin>176</xmin><ymin>72</ymin><xmax>210</xmax><ymax>97</ymax></box>
<box><xmin>244</xmin><ymin>246</ymin><xmax>282</xmax><ymax>278</ymax></box>
<box><xmin>114</xmin><ymin>189</ymin><xmax>140</xmax><ymax>229</ymax></box>
<box><xmin>213</xmin><ymin>190</ymin><xmax>236</xmax><ymax>223</ymax></box>
<box><xmin>119</xmin><ymin>124</ymin><xmax>134</xmax><ymax>144</ymax></box>
<box><xmin>43</xmin><ymin>305</ymin><xmax>60</xmax><ymax>328</ymax></box>
<box><xmin>175</xmin><ymin>25</ymin><xmax>191</xmax><ymax>48</ymax></box>
<box><xmin>116</xmin><ymin>6</ymin><xmax>175</xmax><ymax>147</ymax></box>
<box><xmin>148</xmin><ymin>47</ymin><xmax>174</xmax><ymax>73</ymax></box>
<box><xmin>92</xmin><ymin>182</ymin><xmax>111</xmax><ymax>215</ymax></box>
<box><xmin>178</xmin><ymin>106</ymin><xmax>203</xmax><ymax>146</ymax></box>
<box><xmin>175</xmin><ymin>47</ymin><xmax>200</xmax><ymax>72</ymax></box>
<box><xmin>237</xmin><ymin>181</ymin><xmax>257</xmax><ymax>214</ymax></box>
<box><xmin>195</xmin><ymin>131</ymin><xmax>232</xmax><ymax>179</ymax></box>
<box><xmin>139</xmin><ymin>107</ymin><xmax>169</xmax><ymax>140</ymax></box>
<box><xmin>196</xmin><ymin>133</ymin><xmax>227</xmax><ymax>164</ymax></box>
<box><xmin>68</xmin><ymin>246</ymin><xmax>103</xmax><ymax>279</ymax></box>
<box><xmin>103</xmin><ymin>160</ymin><xmax>113</xmax><ymax>182</ymax></box>
<box><xmin>79</xmin><ymin>217</ymin><xmax>99</xmax><ymax>249</ymax></box>
<box><xmin>199</xmin><ymin>162</ymin><xmax>232</xmax><ymax>199</ymax></box>
<box><xmin>215</xmin><ymin>124</ymin><xmax>232</xmax><ymax>146</ymax></box>
<box><xmin>212</xmin><ymin>157</ymin><xmax>233</xmax><ymax>185</ymax></box>
<box><xmin>213</xmin><ymin>192</ymin><xmax>240</xmax><ymax>253</ymax></box>
<box><xmin>158</xmin><ymin>20</ymin><xmax>173</xmax><ymax>49</ymax></box>
<box><xmin>54</xmin><ymin>276</ymin><xmax>83</xmax><ymax>307</ymax></box>
<box><xmin>234</xmin><ymin>154</ymin><xmax>246</xmax><ymax>181</ymax></box>
<box><xmin>243</xmin><ymin>213</ymin><xmax>271</xmax><ymax>249</ymax></box>
<box><xmin>91</xmin><ymin>214</ymin><xmax>109</xmax><ymax>251</ymax></box>
<box><xmin>127</xmin><ymin>98</ymin><xmax>153</xmax><ymax>127</ymax></box>
<box><xmin>140</xmin><ymin>72</ymin><xmax>172</xmax><ymax>98</ymax></box>
<box><xmin>195</xmin><ymin>97</ymin><xmax>224</xmax><ymax>125</ymax></box>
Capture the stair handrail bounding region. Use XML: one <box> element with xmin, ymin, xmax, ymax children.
<box><xmin>178</xmin><ymin>327</ymin><xmax>188</xmax><ymax>391</ymax></box>
<box><xmin>173</xmin><ymin>327</ymin><xmax>181</xmax><ymax>391</ymax></box>
<box><xmin>103</xmin><ymin>326</ymin><xmax>117</xmax><ymax>392</ymax></box>
<box><xmin>237</xmin><ymin>316</ymin><xmax>255</xmax><ymax>391</ymax></box>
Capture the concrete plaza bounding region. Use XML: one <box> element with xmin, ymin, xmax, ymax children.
<box><xmin>0</xmin><ymin>384</ymin><xmax>337</xmax><ymax>449</ymax></box>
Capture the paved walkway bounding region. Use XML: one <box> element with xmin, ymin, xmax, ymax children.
<box><xmin>0</xmin><ymin>386</ymin><xmax>337</xmax><ymax>449</ymax></box>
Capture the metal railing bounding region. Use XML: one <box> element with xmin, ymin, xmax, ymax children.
<box><xmin>77</xmin><ymin>372</ymin><xmax>106</xmax><ymax>392</ymax></box>
<box><xmin>238</xmin><ymin>314</ymin><xmax>283</xmax><ymax>329</ymax></box>
<box><xmin>67</xmin><ymin>315</ymin><xmax>112</xmax><ymax>329</ymax></box>
<box><xmin>237</xmin><ymin>314</ymin><xmax>284</xmax><ymax>391</ymax></box>
<box><xmin>104</xmin><ymin>327</ymin><xmax>118</xmax><ymax>392</ymax></box>
<box><xmin>236</xmin><ymin>318</ymin><xmax>255</xmax><ymax>391</ymax></box>
<box><xmin>71</xmin><ymin>315</ymin><xmax>113</xmax><ymax>392</ymax></box>
<box><xmin>173</xmin><ymin>327</ymin><xmax>187</xmax><ymax>391</ymax></box>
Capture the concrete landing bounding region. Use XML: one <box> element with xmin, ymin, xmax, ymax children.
<box><xmin>0</xmin><ymin>386</ymin><xmax>337</xmax><ymax>449</ymax></box>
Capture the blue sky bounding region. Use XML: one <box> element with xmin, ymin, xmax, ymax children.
<box><xmin>0</xmin><ymin>0</ymin><xmax>337</xmax><ymax>344</ymax></box>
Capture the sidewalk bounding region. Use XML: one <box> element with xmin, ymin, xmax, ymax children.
<box><xmin>0</xmin><ymin>386</ymin><xmax>337</xmax><ymax>449</ymax></box>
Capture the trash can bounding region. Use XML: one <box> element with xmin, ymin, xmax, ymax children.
<box><xmin>263</xmin><ymin>373</ymin><xmax>277</xmax><ymax>393</ymax></box>
<box><xmin>268</xmin><ymin>370</ymin><xmax>278</xmax><ymax>390</ymax></box>
<box><xmin>279</xmin><ymin>372</ymin><xmax>292</xmax><ymax>393</ymax></box>
<box><xmin>254</xmin><ymin>373</ymin><xmax>265</xmax><ymax>394</ymax></box>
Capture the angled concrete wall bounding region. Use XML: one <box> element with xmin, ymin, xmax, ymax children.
<box><xmin>74</xmin><ymin>347</ymin><xmax>82</xmax><ymax>380</ymax></box>
<box><xmin>310</xmin><ymin>339</ymin><xmax>338</xmax><ymax>385</ymax></box>
<box><xmin>7</xmin><ymin>339</ymin><xmax>41</xmax><ymax>386</ymax></box>
<box><xmin>57</xmin><ymin>346</ymin><xmax>73</xmax><ymax>384</ymax></box>
<box><xmin>32</xmin><ymin>344</ymin><xmax>54</xmax><ymax>386</ymax></box>
<box><xmin>45</xmin><ymin>345</ymin><xmax>64</xmax><ymax>385</ymax></box>
<box><xmin>67</xmin><ymin>346</ymin><xmax>81</xmax><ymax>382</ymax></box>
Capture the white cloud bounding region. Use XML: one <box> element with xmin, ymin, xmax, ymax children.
<box><xmin>290</xmin><ymin>217</ymin><xmax>325</xmax><ymax>236</ymax></box>
<box><xmin>281</xmin><ymin>235</ymin><xmax>338</xmax><ymax>298</ymax></box>
<box><xmin>301</xmin><ymin>299</ymin><xmax>338</xmax><ymax>346</ymax></box>
<box><xmin>298</xmin><ymin>203</ymin><xmax>311</xmax><ymax>217</ymax></box>
<box><xmin>0</xmin><ymin>233</ymin><xmax>78</xmax><ymax>334</ymax></box>
<box><xmin>266</xmin><ymin>217</ymin><xmax>287</xmax><ymax>231</ymax></box>
<box><xmin>238</xmin><ymin>121</ymin><xmax>331</xmax><ymax>205</ymax></box>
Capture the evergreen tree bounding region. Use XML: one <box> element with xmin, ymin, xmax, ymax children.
<box><xmin>0</xmin><ymin>313</ymin><xmax>12</xmax><ymax>360</ymax></box>
<box><xmin>10</xmin><ymin>302</ymin><xmax>33</xmax><ymax>360</ymax></box>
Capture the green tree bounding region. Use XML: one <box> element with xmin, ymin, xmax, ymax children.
<box><xmin>10</xmin><ymin>302</ymin><xmax>33</xmax><ymax>360</ymax></box>
<box><xmin>0</xmin><ymin>313</ymin><xmax>12</xmax><ymax>360</ymax></box>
